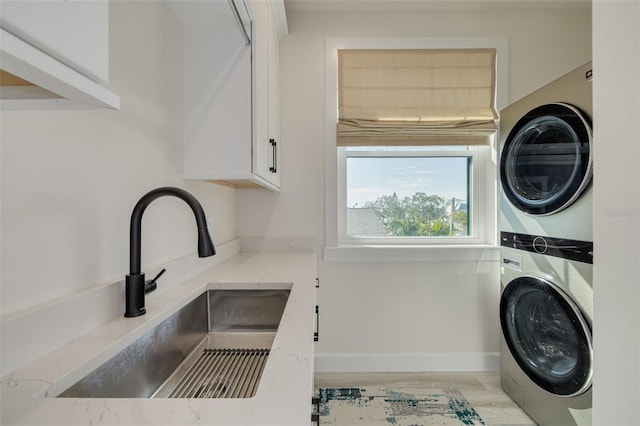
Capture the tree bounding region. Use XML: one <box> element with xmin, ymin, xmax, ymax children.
<box><xmin>365</xmin><ymin>193</ymin><xmax>403</xmax><ymax>228</ymax></box>
<box><xmin>364</xmin><ymin>192</ymin><xmax>467</xmax><ymax>237</ymax></box>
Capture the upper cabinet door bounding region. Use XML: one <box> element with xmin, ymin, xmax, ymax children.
<box><xmin>252</xmin><ymin>0</ymin><xmax>283</xmax><ymax>188</ymax></box>
<box><xmin>0</xmin><ymin>0</ymin><xmax>120</xmax><ymax>109</ymax></box>
<box><xmin>176</xmin><ymin>0</ymin><xmax>286</xmax><ymax>191</ymax></box>
<box><xmin>267</xmin><ymin>1</ymin><xmax>281</xmax><ymax>187</ymax></box>
<box><xmin>252</xmin><ymin>0</ymin><xmax>272</xmax><ymax>183</ymax></box>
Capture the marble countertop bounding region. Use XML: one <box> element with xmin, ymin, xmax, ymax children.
<box><xmin>1</xmin><ymin>252</ymin><xmax>317</xmax><ymax>425</ymax></box>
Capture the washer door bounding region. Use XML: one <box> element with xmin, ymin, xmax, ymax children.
<box><xmin>500</xmin><ymin>103</ymin><xmax>592</xmax><ymax>215</ymax></box>
<box><xmin>500</xmin><ymin>276</ymin><xmax>593</xmax><ymax>396</ymax></box>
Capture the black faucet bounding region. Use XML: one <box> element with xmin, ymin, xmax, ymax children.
<box><xmin>124</xmin><ymin>187</ymin><xmax>216</xmax><ymax>318</ymax></box>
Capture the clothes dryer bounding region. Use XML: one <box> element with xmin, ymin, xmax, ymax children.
<box><xmin>499</xmin><ymin>63</ymin><xmax>593</xmax><ymax>241</ymax></box>
<box><xmin>500</xmin><ymin>232</ymin><xmax>593</xmax><ymax>425</ymax></box>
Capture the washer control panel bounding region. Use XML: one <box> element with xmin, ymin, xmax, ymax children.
<box><xmin>500</xmin><ymin>231</ymin><xmax>593</xmax><ymax>264</ymax></box>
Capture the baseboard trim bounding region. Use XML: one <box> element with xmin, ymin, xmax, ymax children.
<box><xmin>314</xmin><ymin>352</ymin><xmax>500</xmax><ymax>373</ymax></box>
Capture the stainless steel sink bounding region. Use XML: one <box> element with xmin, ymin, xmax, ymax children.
<box><xmin>57</xmin><ymin>289</ymin><xmax>290</xmax><ymax>399</ymax></box>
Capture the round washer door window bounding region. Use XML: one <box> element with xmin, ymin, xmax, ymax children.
<box><xmin>500</xmin><ymin>103</ymin><xmax>592</xmax><ymax>215</ymax></box>
<box><xmin>500</xmin><ymin>276</ymin><xmax>593</xmax><ymax>397</ymax></box>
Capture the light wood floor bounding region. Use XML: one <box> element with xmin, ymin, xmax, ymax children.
<box><xmin>314</xmin><ymin>372</ymin><xmax>537</xmax><ymax>426</ymax></box>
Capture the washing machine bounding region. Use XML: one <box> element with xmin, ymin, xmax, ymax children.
<box><xmin>499</xmin><ymin>63</ymin><xmax>594</xmax><ymax>426</ymax></box>
<box><xmin>500</xmin><ymin>234</ymin><xmax>593</xmax><ymax>425</ymax></box>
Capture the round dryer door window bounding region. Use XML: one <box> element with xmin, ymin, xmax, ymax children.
<box><xmin>500</xmin><ymin>103</ymin><xmax>592</xmax><ymax>215</ymax></box>
<box><xmin>500</xmin><ymin>276</ymin><xmax>593</xmax><ymax>397</ymax></box>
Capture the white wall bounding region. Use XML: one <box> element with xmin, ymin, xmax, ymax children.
<box><xmin>592</xmin><ymin>1</ymin><xmax>640</xmax><ymax>424</ymax></box>
<box><xmin>0</xmin><ymin>1</ymin><xmax>236</xmax><ymax>316</ymax></box>
<box><xmin>236</xmin><ymin>6</ymin><xmax>592</xmax><ymax>371</ymax></box>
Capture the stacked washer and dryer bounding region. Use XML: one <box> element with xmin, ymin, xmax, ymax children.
<box><xmin>498</xmin><ymin>63</ymin><xmax>594</xmax><ymax>426</ymax></box>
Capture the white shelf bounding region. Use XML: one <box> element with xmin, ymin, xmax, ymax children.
<box><xmin>0</xmin><ymin>29</ymin><xmax>119</xmax><ymax>110</ymax></box>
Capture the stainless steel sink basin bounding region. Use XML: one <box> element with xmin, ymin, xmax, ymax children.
<box><xmin>57</xmin><ymin>289</ymin><xmax>290</xmax><ymax>399</ymax></box>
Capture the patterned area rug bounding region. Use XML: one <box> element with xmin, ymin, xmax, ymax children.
<box><xmin>318</xmin><ymin>387</ymin><xmax>485</xmax><ymax>425</ymax></box>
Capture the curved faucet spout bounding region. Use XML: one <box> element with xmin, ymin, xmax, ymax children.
<box><xmin>125</xmin><ymin>187</ymin><xmax>215</xmax><ymax>318</ymax></box>
<box><xmin>128</xmin><ymin>187</ymin><xmax>215</xmax><ymax>275</ymax></box>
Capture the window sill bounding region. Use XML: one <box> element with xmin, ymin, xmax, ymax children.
<box><xmin>323</xmin><ymin>244</ymin><xmax>500</xmax><ymax>262</ymax></box>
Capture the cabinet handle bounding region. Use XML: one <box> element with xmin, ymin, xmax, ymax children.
<box><xmin>314</xmin><ymin>305</ymin><xmax>319</xmax><ymax>342</ymax></box>
<box><xmin>269</xmin><ymin>139</ymin><xmax>277</xmax><ymax>173</ymax></box>
<box><xmin>311</xmin><ymin>396</ymin><xmax>320</xmax><ymax>424</ymax></box>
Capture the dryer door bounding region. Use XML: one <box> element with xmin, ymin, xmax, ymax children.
<box><xmin>500</xmin><ymin>275</ymin><xmax>592</xmax><ymax>397</ymax></box>
<box><xmin>500</xmin><ymin>103</ymin><xmax>592</xmax><ymax>215</ymax></box>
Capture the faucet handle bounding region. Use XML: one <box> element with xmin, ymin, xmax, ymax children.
<box><xmin>145</xmin><ymin>268</ymin><xmax>166</xmax><ymax>294</ymax></box>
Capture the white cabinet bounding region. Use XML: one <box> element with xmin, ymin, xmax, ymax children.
<box><xmin>179</xmin><ymin>0</ymin><xmax>286</xmax><ymax>191</ymax></box>
<box><xmin>252</xmin><ymin>0</ymin><xmax>281</xmax><ymax>188</ymax></box>
<box><xmin>0</xmin><ymin>0</ymin><xmax>119</xmax><ymax>109</ymax></box>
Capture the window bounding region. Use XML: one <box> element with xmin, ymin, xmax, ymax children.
<box><xmin>338</xmin><ymin>145</ymin><xmax>486</xmax><ymax>245</ymax></box>
<box><xmin>324</xmin><ymin>38</ymin><xmax>507</xmax><ymax>252</ymax></box>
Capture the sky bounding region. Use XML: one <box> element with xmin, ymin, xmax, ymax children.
<box><xmin>346</xmin><ymin>156</ymin><xmax>469</xmax><ymax>208</ymax></box>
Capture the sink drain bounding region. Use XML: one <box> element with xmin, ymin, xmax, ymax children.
<box><xmin>167</xmin><ymin>348</ymin><xmax>270</xmax><ymax>398</ymax></box>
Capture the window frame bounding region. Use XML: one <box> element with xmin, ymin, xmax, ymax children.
<box><xmin>324</xmin><ymin>37</ymin><xmax>508</xmax><ymax>255</ymax></box>
<box><xmin>338</xmin><ymin>146</ymin><xmax>485</xmax><ymax>246</ymax></box>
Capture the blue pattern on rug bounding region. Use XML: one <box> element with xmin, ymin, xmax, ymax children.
<box><xmin>319</xmin><ymin>387</ymin><xmax>485</xmax><ymax>425</ymax></box>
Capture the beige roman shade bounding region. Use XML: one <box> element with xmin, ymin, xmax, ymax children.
<box><xmin>337</xmin><ymin>49</ymin><xmax>497</xmax><ymax>146</ymax></box>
